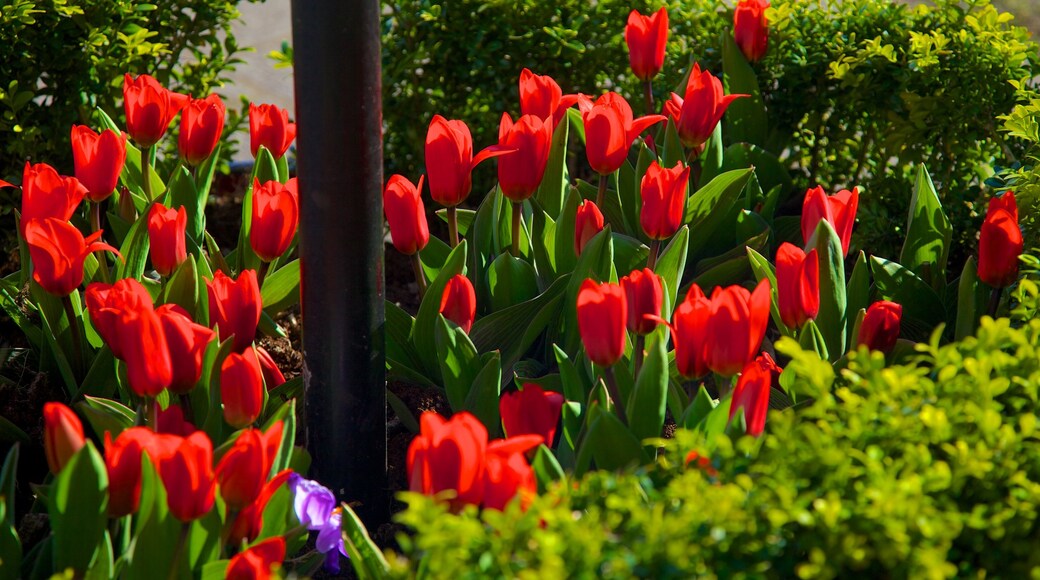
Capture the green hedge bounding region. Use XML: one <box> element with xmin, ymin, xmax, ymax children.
<box><xmin>385</xmin><ymin>270</ymin><xmax>1040</xmax><ymax>577</ymax></box>
<box><xmin>381</xmin><ymin>0</ymin><xmax>1038</xmax><ymax>262</ymax></box>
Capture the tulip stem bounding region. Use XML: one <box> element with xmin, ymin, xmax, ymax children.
<box><xmin>146</xmin><ymin>397</ymin><xmax>159</xmax><ymax>430</ymax></box>
<box><xmin>168</xmin><ymin>523</ymin><xmax>191</xmax><ymax>580</ymax></box>
<box><xmin>596</xmin><ymin>174</ymin><xmax>608</xmax><ymax>209</ymax></box>
<box><xmin>447</xmin><ymin>205</ymin><xmax>459</xmax><ymax>247</ymax></box>
<box><xmin>256</xmin><ymin>260</ymin><xmax>271</xmax><ymax>292</ymax></box>
<box><xmin>602</xmin><ymin>365</ymin><xmax>629</xmax><ymax>426</ymax></box>
<box><xmin>410</xmin><ymin>252</ymin><xmax>427</xmax><ymax>300</ymax></box>
<box><xmin>647</xmin><ymin>239</ymin><xmax>661</xmax><ymax>271</ymax></box>
<box><xmin>511</xmin><ymin>201</ymin><xmax>523</xmax><ymax>258</ymax></box>
<box><xmin>714</xmin><ymin>373</ymin><xmax>734</xmax><ymax>400</ymax></box>
<box><xmin>143</xmin><ymin>145</ymin><xmax>156</xmax><ymax>204</ymax></box>
<box><xmin>61</xmin><ymin>294</ymin><xmax>85</xmax><ymax>380</ymax></box>
<box><xmin>643</xmin><ymin>79</ymin><xmax>655</xmax><ymax>117</ymax></box>
<box><xmin>987</xmin><ymin>286</ymin><xmax>1003</xmax><ymax>318</ymax></box>
<box><xmin>634</xmin><ymin>334</ymin><xmax>645</xmax><ymax>378</ymax></box>
<box><xmin>179</xmin><ymin>393</ymin><xmax>195</xmax><ymax>425</ymax></box>
<box><xmin>90</xmin><ymin>201</ymin><xmax>111</xmax><ymax>284</ymax></box>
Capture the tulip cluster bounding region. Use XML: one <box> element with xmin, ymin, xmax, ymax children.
<box><xmin>408</xmin><ymin>411</ymin><xmax>543</xmax><ymax>512</ymax></box>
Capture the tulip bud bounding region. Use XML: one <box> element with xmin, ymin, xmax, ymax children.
<box><xmin>119</xmin><ymin>303</ymin><xmax>174</xmax><ymax>398</ymax></box>
<box><xmin>228</xmin><ymin>469</ymin><xmax>292</xmax><ymax>545</ymax></box>
<box><xmin>105</xmin><ymin>428</ymin><xmax>153</xmax><ymax>517</ymax></box>
<box><xmin>250</xmin><ymin>178</ymin><xmax>299</xmax><ymax>262</ymax></box>
<box><xmin>71</xmin><ymin>125</ymin><xmax>127</xmax><ymax>202</ymax></box>
<box><xmin>439</xmin><ymin>274</ymin><xmax>476</xmax><ymax>334</ymax></box>
<box><xmin>497</xmin><ymin>113</ymin><xmax>553</xmax><ymax>202</ymax></box>
<box><xmin>24</xmin><ymin>218</ymin><xmax>120</xmax><ymax>297</ymax></box>
<box><xmin>734</xmin><ymin>0</ymin><xmax>770</xmax><ymax>63</ymax></box>
<box><xmin>206</xmin><ymin>269</ymin><xmax>262</xmax><ymax>353</ymax></box>
<box><xmin>574</xmin><ymin>200</ymin><xmax>605</xmax><ymax>257</ymax></box>
<box><xmin>857</xmin><ymin>301</ymin><xmax>902</xmax><ymax>354</ymax></box>
<box><xmin>249</xmin><ymin>102</ymin><xmax>297</xmax><ymax>159</ymax></box>
<box><xmin>639</xmin><ymin>160</ymin><xmax>690</xmax><ymax>240</ymax></box>
<box><xmin>178</xmin><ymin>94</ymin><xmax>226</xmax><ymax>166</ymax></box>
<box><xmin>705</xmin><ymin>280</ymin><xmax>772</xmax><ymax>377</ymax></box>
<box><xmin>801</xmin><ymin>186</ymin><xmax>859</xmax><ymax>257</ymax></box>
<box><xmin>147</xmin><ymin>204</ymin><xmax>187</xmax><ymax>277</ymax></box>
<box><xmin>620</xmin><ymin>268</ymin><xmax>663</xmax><ymax>335</ymax></box>
<box><xmin>156</xmin><ymin>404</ymin><xmax>196</xmax><ymax>437</ymax></box>
<box><xmin>672</xmin><ymin>284</ymin><xmax>713</xmax><ymax>379</ymax></box>
<box><xmin>221</xmin><ymin>348</ymin><xmax>265</xmax><ymax>428</ymax></box>
<box><xmin>44</xmin><ymin>402</ymin><xmax>85</xmax><ymax>475</ymax></box>
<box><xmin>775</xmin><ymin>242</ymin><xmax>820</xmax><ymax>329</ymax></box>
<box><xmin>582</xmin><ymin>92</ymin><xmax>666</xmax><ymax>175</ymax></box>
<box><xmin>978</xmin><ymin>192</ymin><xmax>1023</xmax><ymax>289</ymax></box>
<box><xmin>518</xmin><ymin>68</ymin><xmax>579</xmax><ymax>127</ymax></box>
<box><xmin>20</xmin><ymin>162</ymin><xmax>87</xmax><ymax>236</ymax></box>
<box><xmin>226</xmin><ymin>537</ymin><xmax>285</xmax><ymax>580</ymax></box>
<box><xmin>664</xmin><ymin>64</ymin><xmax>747</xmax><ymax>150</ymax></box>
<box><xmin>500</xmin><ymin>384</ymin><xmax>565</xmax><ymax>446</ymax></box>
<box><xmin>482</xmin><ymin>434</ymin><xmax>543</xmax><ymax>512</ymax></box>
<box><xmin>425</xmin><ymin>115</ymin><xmax>512</xmax><ymax>207</ymax></box>
<box><xmin>728</xmin><ymin>353</ymin><xmax>781</xmax><ymax>436</ymax></box>
<box><xmin>625</xmin><ymin>8</ymin><xmax>669</xmax><ymax>81</ymax></box>
<box><xmin>576</xmin><ymin>279</ymin><xmax>627</xmax><ymax>367</ymax></box>
<box><xmin>215</xmin><ymin>429</ymin><xmax>267</xmax><ymax>510</ymax></box>
<box><xmin>157</xmin><ymin>305</ymin><xmax>215</xmax><ymax>394</ymax></box>
<box><xmin>158</xmin><ymin>431</ymin><xmax>215</xmax><ymax>522</ymax></box>
<box><xmin>407</xmin><ymin>411</ymin><xmax>488</xmax><ymax>510</ymax></box>
<box><xmin>256</xmin><ymin>346</ymin><xmax>287</xmax><ymax>390</ymax></box>
<box><xmin>123</xmin><ymin>73</ymin><xmax>188</xmax><ymax>148</ymax></box>
<box><xmin>383</xmin><ymin>174</ymin><xmax>430</xmax><ymax>256</ymax></box>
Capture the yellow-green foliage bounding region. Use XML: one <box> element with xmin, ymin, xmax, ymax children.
<box><xmin>388</xmin><ymin>309</ymin><xmax>1040</xmax><ymax>578</ymax></box>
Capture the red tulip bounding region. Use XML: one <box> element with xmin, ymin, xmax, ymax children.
<box><xmin>439</xmin><ymin>274</ymin><xmax>476</xmax><ymax>334</ymax></box>
<box><xmin>497</xmin><ymin>113</ymin><xmax>553</xmax><ymax>202</ymax></box>
<box><xmin>705</xmin><ymin>280</ymin><xmax>772</xmax><ymax>377</ymax></box>
<box><xmin>664</xmin><ymin>64</ymin><xmax>747</xmax><ymax>150</ymax></box>
<box><xmin>256</xmin><ymin>346</ymin><xmax>287</xmax><ymax>390</ymax></box>
<box><xmin>216</xmin><ymin>429</ymin><xmax>267</xmax><ymax>510</ymax></box>
<box><xmin>147</xmin><ymin>203</ymin><xmax>187</xmax><ymax>276</ymax></box>
<box><xmin>123</xmin><ymin>73</ymin><xmax>189</xmax><ymax>148</ymax></box>
<box><xmin>734</xmin><ymin>0</ymin><xmax>770</xmax><ymax>63</ymax></box>
<box><xmin>158</xmin><ymin>431</ymin><xmax>215</xmax><ymax>522</ymax></box>
<box><xmin>85</xmin><ymin>279</ymin><xmax>153</xmax><ymax>359</ymax></box>
<box><xmin>574</xmin><ymin>199</ymin><xmax>605</xmax><ymax>257</ymax></box>
<box><xmin>576</xmin><ymin>279</ymin><xmax>627</xmax><ymax>366</ymax></box>
<box><xmin>801</xmin><ymin>186</ymin><xmax>859</xmax><ymax>257</ymax></box>
<box><xmin>44</xmin><ymin>402</ymin><xmax>85</xmax><ymax>475</ymax></box>
<box><xmin>620</xmin><ymin>268</ymin><xmax>663</xmax><ymax>335</ymax></box>
<box><xmin>671</xmin><ymin>284</ymin><xmax>713</xmax><ymax>379</ymax></box>
<box><xmin>226</xmin><ymin>537</ymin><xmax>285</xmax><ymax>580</ymax></box>
<box><xmin>857</xmin><ymin>301</ymin><xmax>902</xmax><ymax>354</ymax></box>
<box><xmin>228</xmin><ymin>469</ymin><xmax>292</xmax><ymax>545</ymax></box>
<box><xmin>221</xmin><ymin>348</ymin><xmax>265</xmax><ymax>429</ymax></box>
<box><xmin>105</xmin><ymin>427</ymin><xmax>153</xmax><ymax>517</ymax></box>
<box><xmin>425</xmin><ymin>115</ymin><xmax>512</xmax><ymax>207</ymax></box>
<box><xmin>119</xmin><ymin>303</ymin><xmax>174</xmax><ymax>397</ymax></box>
<box><xmin>407</xmin><ymin>411</ymin><xmax>488</xmax><ymax>510</ymax></box>
<box><xmin>383</xmin><ymin>174</ymin><xmax>430</xmax><ymax>255</ymax></box>
<box><xmin>249</xmin><ymin>103</ymin><xmax>297</xmax><ymax>159</ymax></box>
<box><xmin>499</xmin><ymin>384</ymin><xmax>564</xmax><ymax>445</ymax></box>
<box><xmin>482</xmin><ymin>434</ymin><xmax>543</xmax><ymax>512</ymax></box>
<box><xmin>206</xmin><ymin>269</ymin><xmax>262</xmax><ymax>353</ymax></box>
<box><xmin>625</xmin><ymin>8</ymin><xmax>669</xmax><ymax>81</ymax></box>
<box><xmin>24</xmin><ymin>218</ymin><xmax>120</xmax><ymax>297</ymax></box>
<box><xmin>728</xmin><ymin>353</ymin><xmax>780</xmax><ymax>436</ymax></box>
<box><xmin>250</xmin><ymin>178</ymin><xmax>299</xmax><ymax>262</ymax></box>
<box><xmin>978</xmin><ymin>192</ymin><xmax>1023</xmax><ymax>288</ymax></box>
<box><xmin>581</xmin><ymin>92</ymin><xmax>666</xmax><ymax>175</ymax></box>
<box><xmin>775</xmin><ymin>242</ymin><xmax>819</xmax><ymax>329</ymax></box>
<box><xmin>71</xmin><ymin>125</ymin><xmax>127</xmax><ymax>202</ymax></box>
<box><xmin>178</xmin><ymin>94</ymin><xmax>225</xmax><ymax>166</ymax></box>
<box><xmin>19</xmin><ymin>162</ymin><xmax>87</xmax><ymax>235</ymax></box>
<box><xmin>639</xmin><ymin>160</ymin><xmax>690</xmax><ymax>240</ymax></box>
<box><xmin>157</xmin><ymin>304</ymin><xmax>215</xmax><ymax>394</ymax></box>
<box><xmin>156</xmin><ymin>404</ymin><xmax>196</xmax><ymax>437</ymax></box>
<box><xmin>518</xmin><ymin>68</ymin><xmax>579</xmax><ymax>126</ymax></box>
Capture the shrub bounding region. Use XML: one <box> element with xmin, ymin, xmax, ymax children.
<box><xmin>384</xmin><ymin>279</ymin><xmax>1040</xmax><ymax>577</ymax></box>
<box><xmin>381</xmin><ymin>0</ymin><xmax>1038</xmax><ymax>263</ymax></box>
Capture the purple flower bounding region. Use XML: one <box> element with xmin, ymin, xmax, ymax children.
<box><xmin>289</xmin><ymin>472</ymin><xmax>336</xmax><ymax>530</ymax></box>
<box><xmin>316</xmin><ymin>509</ymin><xmax>348</xmax><ymax>574</ymax></box>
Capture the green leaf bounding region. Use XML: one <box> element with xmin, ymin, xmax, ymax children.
<box><xmin>535</xmin><ymin>115</ymin><xmax>569</xmax><ymax>215</ymax></box>
<box><xmin>164</xmin><ymin>254</ymin><xmax>199</xmax><ymax>315</ymax></box>
<box><xmin>797</xmin><ymin>319</ymin><xmax>829</xmax><ymax>361</ymax></box>
<box><xmin>463</xmin><ymin>352</ymin><xmax>503</xmax><ymax>438</ymax></box>
<box><xmin>236</xmin><ymin>147</ymin><xmax>278</xmax><ymax>273</ymax></box>
<box><xmin>627</xmin><ymin>330</ymin><xmax>668</xmax><ymax>442</ymax></box>
<box><xmin>810</xmin><ymin>220</ymin><xmax>847</xmax><ymax>360</ymax></box>
<box><xmin>531</xmin><ymin>445</ymin><xmax>565</xmax><ymax>493</ymax></box>
<box><xmin>582</xmin><ymin>406</ymin><xmax>649</xmax><ymax>471</ymax></box>
<box><xmin>435</xmin><ymin>316</ymin><xmax>483</xmax><ymax>410</ymax></box>
<box><xmin>655</xmin><ymin>226</ymin><xmax>689</xmax><ymax>314</ymax></box>
<box><xmin>899</xmin><ymin>165</ymin><xmax>951</xmax><ymax>288</ymax></box>
<box><xmin>340</xmin><ymin>502</ymin><xmax>390</xmax><ymax>580</ymax></box>
<box><xmin>684</xmin><ymin>168</ymin><xmax>753</xmax><ymax>259</ymax></box>
<box><xmin>114</xmin><ymin>211</ymin><xmax>151</xmax><ymax>281</ymax></box>
<box><xmin>168</xmin><ymin>166</ymin><xmax>203</xmax><ymax>248</ymax></box>
<box><xmin>722</xmin><ymin>34</ymin><xmax>768</xmax><ymax>147</ymax></box>
<box><xmin>434</xmin><ymin>209</ymin><xmax>476</xmax><ymax>238</ymax></box>
<box><xmin>50</xmin><ymin>442</ymin><xmax>108</xmax><ymax>574</ymax></box>
<box><xmin>387</xmin><ymin>389</ymin><xmax>420</xmax><ymax>433</ymax></box>
<box><xmin>660</xmin><ymin>118</ymin><xmax>685</xmax><ymax>169</ymax></box>
<box><xmin>124</xmin><ymin>455</ymin><xmax>181</xmax><ymax>580</ymax></box>
<box><xmin>0</xmin><ymin>446</ymin><xmax>21</xmax><ymax>578</ymax></box>
<box><xmin>385</xmin><ymin>301</ymin><xmax>423</xmax><ymax>375</ymax></box>
<box><xmin>955</xmin><ymin>257</ymin><xmax>983</xmax><ymax>340</ymax></box>
<box><xmin>553</xmin><ymin>186</ymin><xmax>581</xmax><ymax>275</ymax></box>
<box><xmin>870</xmin><ymin>256</ymin><xmax>947</xmax><ymax>340</ymax></box>
<box><xmin>260</xmin><ymin>259</ymin><xmax>300</xmax><ymax>314</ymax></box>
<box><xmin>680</xmin><ymin>386</ymin><xmax>716</xmax><ymax>430</ymax></box>
<box><xmin>718</xmin><ymin>144</ymin><xmax>792</xmax><ymax>203</ymax></box>
<box><xmin>0</xmin><ymin>414</ymin><xmax>27</xmax><ymax>445</ymax></box>
<box><xmin>697</xmin><ymin>123</ymin><xmax>725</xmax><ymax>187</ymax></box>
<box><xmin>845</xmin><ymin>251</ymin><xmax>870</xmax><ymax>349</ymax></box>
<box><xmin>38</xmin><ymin>304</ymin><xmax>77</xmax><ymax>395</ymax></box>
<box><xmin>1</xmin><ymin>444</ymin><xmax>18</xmax><ymax>524</ymax></box>
<box><xmin>411</xmin><ymin>242</ymin><xmax>468</xmax><ymax>380</ymax></box>
<box><xmin>78</xmin><ymin>396</ymin><xmax>134</xmax><ymax>439</ymax></box>
<box><xmin>486</xmin><ymin>253</ymin><xmax>539</xmax><ymax>312</ymax></box>
<box><xmin>746</xmin><ymin>247</ymin><xmax>788</xmax><ymax>335</ymax></box>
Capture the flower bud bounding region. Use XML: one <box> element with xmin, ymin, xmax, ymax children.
<box><xmin>44</xmin><ymin>402</ymin><xmax>85</xmax><ymax>475</ymax></box>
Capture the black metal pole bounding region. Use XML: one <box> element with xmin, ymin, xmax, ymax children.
<box><xmin>291</xmin><ymin>0</ymin><xmax>387</xmax><ymax>525</ymax></box>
